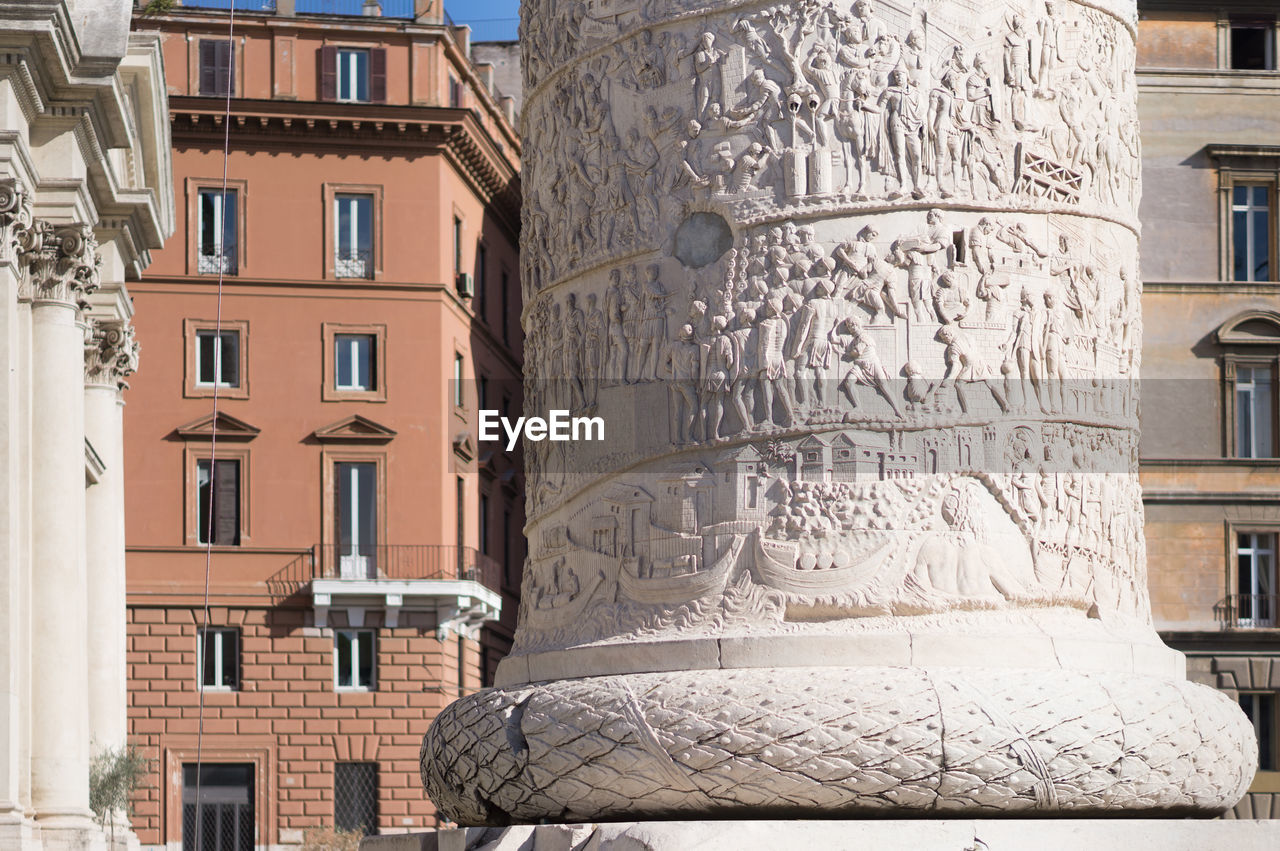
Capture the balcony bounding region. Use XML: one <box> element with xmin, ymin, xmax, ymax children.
<box><xmin>334</xmin><ymin>249</ymin><xmax>371</xmax><ymax>279</ymax></box>
<box><xmin>1214</xmin><ymin>594</ymin><xmax>1279</xmax><ymax>629</ymax></box>
<box><xmin>267</xmin><ymin>544</ymin><xmax>502</xmax><ymax>637</ymax></box>
<box><xmin>197</xmin><ymin>248</ymin><xmax>237</xmax><ymax>275</ymax></box>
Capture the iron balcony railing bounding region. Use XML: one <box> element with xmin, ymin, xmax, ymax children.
<box><xmin>1214</xmin><ymin>594</ymin><xmax>1280</xmax><ymax>628</ymax></box>
<box><xmin>197</xmin><ymin>249</ymin><xmax>237</xmax><ymax>275</ymax></box>
<box><xmin>319</xmin><ymin>544</ymin><xmax>502</xmax><ymax>590</ymax></box>
<box><xmin>335</xmin><ymin>249</ymin><xmax>372</xmax><ymax>279</ymax></box>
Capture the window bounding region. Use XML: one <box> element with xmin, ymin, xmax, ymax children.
<box><xmin>336</xmin><ymin>334</ymin><xmax>376</xmax><ymax>392</ymax></box>
<box><xmin>335</xmin><ymin>194</ymin><xmax>373</xmax><ymax>279</ymax></box>
<box><xmin>453</xmin><ymin>216</ymin><xmax>463</xmax><ymax>275</ymax></box>
<box><xmin>1233</xmin><ymin>184</ymin><xmax>1272</xmax><ymax>282</ymax></box>
<box><xmin>500</xmin><ymin>269</ymin><xmax>512</xmax><ymax>341</ymax></box>
<box><xmin>320</xmin><ymin>46</ymin><xmax>387</xmax><ymax>103</ymax></box>
<box><xmin>196</xmin><ymin>329</ymin><xmax>240</xmax><ymax>388</ymax></box>
<box><xmin>454</xmin><ymin>353</ymin><xmax>465</xmax><ymax>407</ymax></box>
<box><xmin>1238</xmin><ymin>532</ymin><xmax>1278</xmax><ymax>627</ymax></box>
<box><xmin>448</xmin><ymin>73</ymin><xmax>463</xmax><ymax>108</ymax></box>
<box><xmin>479</xmin><ymin>492</ymin><xmax>490</xmax><ymax>557</ymax></box>
<box><xmin>1231</xmin><ymin>20</ymin><xmax>1277</xmax><ymax>71</ymax></box>
<box><xmin>477</xmin><ymin>375</ymin><xmax>488</xmax><ymax>412</ymax></box>
<box><xmin>198</xmin><ymin>39</ymin><xmax>234</xmax><ymax>97</ymax></box>
<box><xmin>182</xmin><ymin>763</ymin><xmax>254</xmax><ymax>851</ymax></box>
<box><xmin>198</xmin><ymin>627</ymin><xmax>239</xmax><ymax>690</ymax></box>
<box><xmin>198</xmin><ymin>188</ymin><xmax>237</xmax><ymax>275</ymax></box>
<box><xmin>476</xmin><ymin>243</ymin><xmax>488</xmax><ymax>318</ymax></box>
<box><xmin>1235</xmin><ymin>365</ymin><xmax>1275</xmax><ymax>458</ymax></box>
<box><xmin>334</xmin><ymin>763</ymin><xmax>377</xmax><ymax>836</ymax></box>
<box><xmin>1239</xmin><ymin>692</ymin><xmax>1278</xmax><ymax>771</ymax></box>
<box><xmin>335</xmin><ymin>462</ymin><xmax>377</xmax><ymax>579</ymax></box>
<box><xmin>197</xmin><ymin>459</ymin><xmax>241</xmax><ymax>546</ymax></box>
<box><xmin>334</xmin><ymin>628</ymin><xmax>375</xmax><ymax>690</ymax></box>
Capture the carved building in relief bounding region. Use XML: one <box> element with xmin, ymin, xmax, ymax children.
<box><xmin>424</xmin><ymin>0</ymin><xmax>1257</xmax><ymax>824</ymax></box>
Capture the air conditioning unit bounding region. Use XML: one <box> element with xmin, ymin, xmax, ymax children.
<box><xmin>456</xmin><ymin>272</ymin><xmax>475</xmax><ymax>298</ymax></box>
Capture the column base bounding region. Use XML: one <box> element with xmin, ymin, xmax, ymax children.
<box><xmin>422</xmin><ymin>666</ymin><xmax>1256</xmax><ymax>824</ymax></box>
<box><xmin>362</xmin><ymin>819</ymin><xmax>1280</xmax><ymax>851</ymax></box>
<box><xmin>35</xmin><ymin>808</ymin><xmax>106</xmax><ymax>851</ymax></box>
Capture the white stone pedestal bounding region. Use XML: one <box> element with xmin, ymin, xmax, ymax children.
<box><xmin>362</xmin><ymin>819</ymin><xmax>1280</xmax><ymax>851</ymax></box>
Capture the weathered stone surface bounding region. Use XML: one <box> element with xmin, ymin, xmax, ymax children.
<box><xmin>422</xmin><ymin>0</ymin><xmax>1256</xmax><ymax>823</ymax></box>
<box><xmin>365</xmin><ymin>819</ymin><xmax>1280</xmax><ymax>851</ymax></box>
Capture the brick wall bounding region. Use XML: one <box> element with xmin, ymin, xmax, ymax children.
<box><xmin>126</xmin><ymin>604</ymin><xmax>481</xmax><ymax>845</ymax></box>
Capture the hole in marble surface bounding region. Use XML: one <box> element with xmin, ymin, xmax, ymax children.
<box><xmin>673</xmin><ymin>211</ymin><xmax>733</xmax><ymax>268</ymax></box>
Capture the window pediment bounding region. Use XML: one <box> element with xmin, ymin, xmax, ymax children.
<box><xmin>1218</xmin><ymin>310</ymin><xmax>1280</xmax><ymax>346</ymax></box>
<box><xmin>175</xmin><ymin>411</ymin><xmax>260</xmax><ymax>442</ymax></box>
<box><xmin>313</xmin><ymin>414</ymin><xmax>396</xmax><ymax>444</ymax></box>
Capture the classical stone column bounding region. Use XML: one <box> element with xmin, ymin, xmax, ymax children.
<box><xmin>84</xmin><ymin>317</ymin><xmax>137</xmax><ymax>759</ymax></box>
<box><xmin>0</xmin><ymin>179</ymin><xmax>34</xmax><ymax>842</ymax></box>
<box><xmin>24</xmin><ymin>221</ymin><xmax>101</xmax><ymax>839</ymax></box>
<box><xmin>424</xmin><ymin>0</ymin><xmax>1255</xmax><ymax>822</ymax></box>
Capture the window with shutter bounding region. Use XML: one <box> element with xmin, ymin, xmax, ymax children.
<box><xmin>197</xmin><ymin>458</ymin><xmax>241</xmax><ymax>546</ymax></box>
<box><xmin>320</xmin><ymin>46</ymin><xmax>338</xmax><ymax>101</ymax></box>
<box><xmin>370</xmin><ymin>48</ymin><xmax>387</xmax><ymax>103</ymax></box>
<box><xmin>199</xmin><ymin>39</ymin><xmax>234</xmax><ymax>97</ymax></box>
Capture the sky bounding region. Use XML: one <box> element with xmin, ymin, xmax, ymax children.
<box><xmin>445</xmin><ymin>0</ymin><xmax>520</xmax><ymax>42</ymax></box>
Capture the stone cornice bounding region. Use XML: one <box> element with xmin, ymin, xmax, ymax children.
<box><xmin>169</xmin><ymin>97</ymin><xmax>520</xmax><ymax>237</ymax></box>
<box><xmin>18</xmin><ymin>220</ymin><xmax>101</xmax><ymax>309</ymax></box>
<box><xmin>84</xmin><ymin>316</ymin><xmax>138</xmax><ymax>390</ymax></box>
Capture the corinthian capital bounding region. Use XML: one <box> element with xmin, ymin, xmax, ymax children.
<box><xmin>19</xmin><ymin>221</ymin><xmax>101</xmax><ymax>309</ymax></box>
<box><xmin>85</xmin><ymin>318</ymin><xmax>140</xmax><ymax>390</ymax></box>
<box><xmin>0</xmin><ymin>178</ymin><xmax>33</xmax><ymax>263</ymax></box>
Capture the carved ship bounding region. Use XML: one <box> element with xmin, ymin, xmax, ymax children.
<box><xmin>753</xmin><ymin>530</ymin><xmax>893</xmax><ymax>595</ymax></box>
<box><xmin>616</xmin><ymin>536</ymin><xmax>743</xmax><ymax>604</ymax></box>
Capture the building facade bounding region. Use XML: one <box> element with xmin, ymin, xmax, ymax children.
<box><xmin>122</xmin><ymin>2</ymin><xmax>522</xmax><ymax>847</ymax></box>
<box><xmin>1</xmin><ymin>2</ymin><xmax>175</xmax><ymax>849</ymax></box>
<box><xmin>1138</xmin><ymin>0</ymin><xmax>1280</xmax><ymax>820</ymax></box>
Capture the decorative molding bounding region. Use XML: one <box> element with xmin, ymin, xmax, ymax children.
<box><xmin>174</xmin><ymin>411</ymin><xmax>261</xmax><ymax>442</ymax></box>
<box><xmin>1217</xmin><ymin>310</ymin><xmax>1280</xmax><ymax>346</ymax></box>
<box><xmin>0</xmin><ymin>177</ymin><xmax>33</xmax><ymax>264</ymax></box>
<box><xmin>312</xmin><ymin>414</ymin><xmax>396</xmax><ymax>444</ymax></box>
<box><xmin>84</xmin><ymin>318</ymin><xmax>139</xmax><ymax>389</ymax></box>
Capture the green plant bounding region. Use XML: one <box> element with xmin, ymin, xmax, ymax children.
<box><xmin>139</xmin><ymin>0</ymin><xmax>178</xmax><ymax>16</ymax></box>
<box><xmin>88</xmin><ymin>745</ymin><xmax>150</xmax><ymax>837</ymax></box>
<box><xmin>300</xmin><ymin>826</ymin><xmax>365</xmax><ymax>851</ymax></box>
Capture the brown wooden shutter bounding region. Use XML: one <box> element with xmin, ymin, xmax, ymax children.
<box><xmin>216</xmin><ymin>40</ymin><xmax>234</xmax><ymax>98</ymax></box>
<box><xmin>370</xmin><ymin>48</ymin><xmax>387</xmax><ymax>103</ymax></box>
<box><xmin>199</xmin><ymin>41</ymin><xmax>217</xmax><ymax>95</ymax></box>
<box><xmin>320</xmin><ymin>46</ymin><xmax>338</xmax><ymax>101</ymax></box>
<box><xmin>214</xmin><ymin>460</ymin><xmax>240</xmax><ymax>545</ymax></box>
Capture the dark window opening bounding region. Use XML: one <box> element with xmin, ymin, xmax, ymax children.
<box><xmin>182</xmin><ymin>763</ymin><xmax>253</xmax><ymax>851</ymax></box>
<box><xmin>1231</xmin><ymin>23</ymin><xmax>1276</xmax><ymax>71</ymax></box>
<box><xmin>334</xmin><ymin>763</ymin><xmax>377</xmax><ymax>836</ymax></box>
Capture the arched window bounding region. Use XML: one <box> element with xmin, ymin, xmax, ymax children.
<box><xmin>1218</xmin><ymin>310</ymin><xmax>1280</xmax><ymax>458</ymax></box>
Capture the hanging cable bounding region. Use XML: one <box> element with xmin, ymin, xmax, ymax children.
<box><xmin>192</xmin><ymin>2</ymin><xmax>237</xmax><ymax>848</ymax></box>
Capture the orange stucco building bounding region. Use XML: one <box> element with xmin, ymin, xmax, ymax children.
<box><xmin>123</xmin><ymin>3</ymin><xmax>522</xmax><ymax>845</ymax></box>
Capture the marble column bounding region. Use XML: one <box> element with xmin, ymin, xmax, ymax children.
<box><xmin>424</xmin><ymin>0</ymin><xmax>1256</xmax><ymax>824</ymax></box>
<box><xmin>84</xmin><ymin>317</ymin><xmax>137</xmax><ymax>760</ymax></box>
<box><xmin>0</xmin><ymin>180</ymin><xmax>33</xmax><ymax>843</ymax></box>
<box><xmin>25</xmin><ymin>222</ymin><xmax>100</xmax><ymax>838</ymax></box>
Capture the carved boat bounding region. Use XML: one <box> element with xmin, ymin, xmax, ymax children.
<box><xmin>753</xmin><ymin>531</ymin><xmax>894</xmax><ymax>595</ymax></box>
<box><xmin>617</xmin><ymin>537</ymin><xmax>742</xmax><ymax>605</ymax></box>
